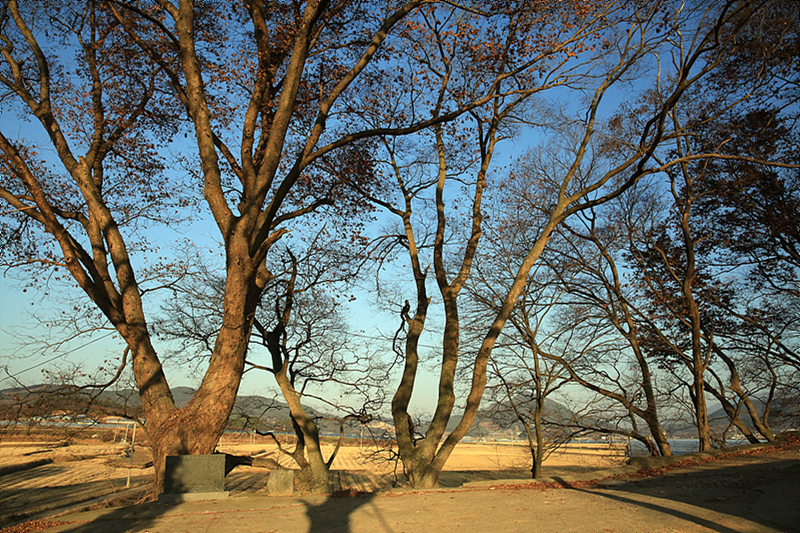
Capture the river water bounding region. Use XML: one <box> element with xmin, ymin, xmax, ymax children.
<box><xmin>628</xmin><ymin>438</ymin><xmax>750</xmax><ymax>457</ymax></box>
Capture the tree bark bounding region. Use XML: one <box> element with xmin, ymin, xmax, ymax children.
<box><xmin>275</xmin><ymin>373</ymin><xmax>330</xmax><ymax>493</ymax></box>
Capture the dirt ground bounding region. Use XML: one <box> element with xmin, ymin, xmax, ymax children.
<box><xmin>0</xmin><ymin>438</ymin><xmax>625</xmax><ymax>528</ymax></box>
<box><xmin>2</xmin><ymin>440</ymin><xmax>798</xmax><ymax>533</ymax></box>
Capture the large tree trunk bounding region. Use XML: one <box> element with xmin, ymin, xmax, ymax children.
<box><xmin>137</xmin><ymin>264</ymin><xmax>255</xmax><ymax>493</ymax></box>
<box><xmin>143</xmin><ymin>400</ymin><xmax>244</xmax><ymax>493</ymax></box>
<box><xmin>390</xmin><ymin>221</ymin><xmax>435</xmax><ymax>487</ymax></box>
<box><xmin>689</xmin><ymin>378</ymin><xmax>713</xmax><ymax>452</ymax></box>
<box><xmin>392</xmin><ymin>288</ymin><xmax>462</xmax><ymax>489</ymax></box>
<box><xmin>641</xmin><ymin>411</ymin><xmax>672</xmax><ymax>456</ymax></box>
<box><xmin>397</xmin><ymin>444</ymin><xmax>441</xmax><ymax>489</ymax></box>
<box><xmin>137</xmin><ymin>358</ymin><xmax>247</xmax><ymax>492</ymax></box>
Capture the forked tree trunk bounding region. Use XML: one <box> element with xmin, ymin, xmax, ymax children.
<box><xmin>275</xmin><ymin>373</ymin><xmax>330</xmax><ymax>493</ymax></box>
<box><xmin>140</xmin><ymin>372</ymin><xmax>245</xmax><ymax>493</ymax></box>
<box><xmin>397</xmin><ymin>440</ymin><xmax>442</xmax><ymax>488</ymax></box>
<box><xmin>133</xmin><ymin>267</ymin><xmax>255</xmax><ymax>493</ymax></box>
<box><xmin>713</xmin><ymin>347</ymin><xmax>775</xmax><ymax>442</ymax></box>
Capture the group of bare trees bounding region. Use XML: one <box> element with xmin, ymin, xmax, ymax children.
<box><xmin>1</xmin><ymin>0</ymin><xmax>797</xmax><ymax>493</ymax></box>
<box><xmin>467</xmin><ymin>0</ymin><xmax>799</xmax><ymax>467</ymax></box>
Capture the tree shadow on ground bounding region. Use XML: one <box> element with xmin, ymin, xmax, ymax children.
<box><xmin>303</xmin><ymin>492</ymin><xmax>391</xmax><ymax>533</ymax></box>
<box><xmin>436</xmin><ymin>466</ymin><xmax>607</xmax><ymax>488</ymax></box>
<box><xmin>49</xmin><ymin>491</ymin><xmax>387</xmax><ymax>533</ymax></box>
<box><xmin>552</xmin><ymin>456</ymin><xmax>800</xmax><ymax>533</ymax></box>
<box><xmin>51</xmin><ymin>498</ymin><xmax>167</xmax><ymax>533</ymax></box>
<box><xmin>0</xmin><ymin>468</ymin><xmax>149</xmax><ymax>528</ymax></box>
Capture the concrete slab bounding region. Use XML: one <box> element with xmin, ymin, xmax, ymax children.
<box><xmin>158</xmin><ymin>491</ymin><xmax>230</xmax><ymax>503</ymax></box>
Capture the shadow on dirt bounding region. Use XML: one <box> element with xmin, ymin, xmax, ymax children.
<box><xmin>553</xmin><ymin>456</ymin><xmax>800</xmax><ymax>533</ymax></box>
<box><xmin>0</xmin><ymin>466</ymin><xmax>148</xmax><ymax>528</ymax></box>
<box><xmin>48</xmin><ymin>491</ymin><xmax>384</xmax><ymax>533</ymax></box>
<box><xmin>303</xmin><ymin>492</ymin><xmax>385</xmax><ymax>533</ymax></box>
<box><xmin>50</xmin><ymin>500</ymin><xmax>162</xmax><ymax>533</ymax></box>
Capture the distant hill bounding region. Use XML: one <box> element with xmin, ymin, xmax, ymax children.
<box><xmin>10</xmin><ymin>384</ymin><xmax>792</xmax><ymax>441</ymax></box>
<box><xmin>655</xmin><ymin>397</ymin><xmax>799</xmax><ymax>438</ymax></box>
<box><xmin>0</xmin><ymin>384</ymin><xmax>379</xmax><ymax>437</ymax></box>
<box><xmin>428</xmin><ymin>398</ymin><xmax>578</xmax><ymax>437</ymax></box>
<box><xmin>707</xmin><ymin>397</ymin><xmax>799</xmax><ymax>434</ymax></box>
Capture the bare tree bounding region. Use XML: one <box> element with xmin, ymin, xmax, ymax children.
<box><xmin>2</xmin><ymin>0</ymin><xmax>571</xmax><ymax>490</ymax></box>
<box><xmin>482</xmin><ymin>310</ymin><xmax>586</xmax><ymax>478</ymax></box>
<box><xmin>355</xmin><ymin>0</ymin><xmax>772</xmax><ymax>487</ymax></box>
<box><xmin>157</xmin><ymin>236</ymin><xmax>379</xmax><ymax>492</ymax></box>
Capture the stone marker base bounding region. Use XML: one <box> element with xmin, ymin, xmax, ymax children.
<box><xmin>161</xmin><ymin>454</ymin><xmax>230</xmax><ymax>503</ymax></box>
<box><xmin>268</xmin><ymin>469</ymin><xmax>295</xmax><ymax>496</ymax></box>
<box><xmin>158</xmin><ymin>491</ymin><xmax>230</xmax><ymax>504</ymax></box>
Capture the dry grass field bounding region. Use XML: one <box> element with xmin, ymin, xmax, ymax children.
<box><xmin>216</xmin><ymin>440</ymin><xmax>627</xmax><ymax>470</ymax></box>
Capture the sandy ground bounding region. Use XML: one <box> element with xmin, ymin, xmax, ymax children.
<box><xmin>0</xmin><ymin>439</ymin><xmax>625</xmax><ymax>528</ymax></box>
